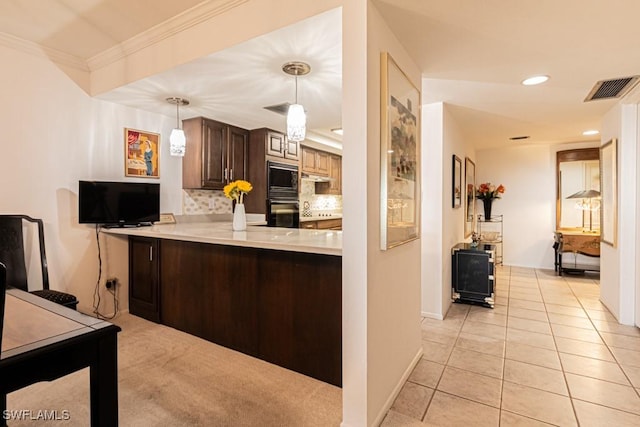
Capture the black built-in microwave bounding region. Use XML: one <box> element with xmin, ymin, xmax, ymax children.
<box><xmin>267</xmin><ymin>161</ymin><xmax>298</xmax><ymax>200</ymax></box>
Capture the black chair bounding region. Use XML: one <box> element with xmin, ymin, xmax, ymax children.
<box><xmin>0</xmin><ymin>215</ymin><xmax>78</xmax><ymax>310</ymax></box>
<box><xmin>1</xmin><ymin>262</ymin><xmax>6</xmax><ymax>351</ymax></box>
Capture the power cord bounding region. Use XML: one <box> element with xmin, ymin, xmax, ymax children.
<box><xmin>92</xmin><ymin>225</ymin><xmax>119</xmax><ymax>320</ymax></box>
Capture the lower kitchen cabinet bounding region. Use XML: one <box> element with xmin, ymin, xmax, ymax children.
<box><xmin>129</xmin><ymin>236</ymin><xmax>160</xmax><ymax>322</ymax></box>
<box><xmin>128</xmin><ymin>237</ymin><xmax>342</xmax><ymax>386</ymax></box>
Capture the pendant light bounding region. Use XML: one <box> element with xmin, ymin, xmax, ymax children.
<box><xmin>282</xmin><ymin>62</ymin><xmax>310</xmax><ymax>142</ymax></box>
<box><xmin>167</xmin><ymin>97</ymin><xmax>189</xmax><ymax>157</ymax></box>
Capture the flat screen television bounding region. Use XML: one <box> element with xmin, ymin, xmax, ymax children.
<box><xmin>79</xmin><ymin>180</ymin><xmax>160</xmax><ymax>226</ymax></box>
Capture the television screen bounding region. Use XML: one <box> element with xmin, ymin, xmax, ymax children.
<box><xmin>79</xmin><ymin>180</ymin><xmax>160</xmax><ymax>226</ymax></box>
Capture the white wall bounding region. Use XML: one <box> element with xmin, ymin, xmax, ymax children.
<box><xmin>600</xmin><ymin>102</ymin><xmax>638</xmax><ymax>325</ymax></box>
<box><xmin>421</xmin><ymin>103</ymin><xmax>444</xmax><ymax>319</ymax></box>
<box><xmin>421</xmin><ymin>103</ymin><xmax>472</xmax><ymax>319</ymax></box>
<box><xmin>475</xmin><ymin>141</ymin><xmax>599</xmax><ymax>270</ymax></box>
<box><xmin>0</xmin><ymin>43</ymin><xmax>182</xmax><ymax>315</ymax></box>
<box><xmin>344</xmin><ymin>2</ymin><xmax>423</xmax><ymax>425</ymax></box>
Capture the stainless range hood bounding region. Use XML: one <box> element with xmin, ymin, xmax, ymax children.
<box><xmin>301</xmin><ymin>173</ymin><xmax>332</xmax><ymax>183</ymax></box>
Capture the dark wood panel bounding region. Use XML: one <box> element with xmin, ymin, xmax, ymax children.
<box><xmin>147</xmin><ymin>238</ymin><xmax>341</xmax><ymax>386</ymax></box>
<box><xmin>228</xmin><ymin>125</ymin><xmax>249</xmax><ymax>182</ymax></box>
<box><xmin>128</xmin><ymin>237</ymin><xmax>160</xmax><ymax>322</ymax></box>
<box><xmin>159</xmin><ymin>240</ymin><xmax>259</xmax><ymax>355</ymax></box>
<box><xmin>202</xmin><ymin>119</ymin><xmax>227</xmax><ymax>189</ymax></box>
<box><xmin>258</xmin><ymin>249</ymin><xmax>342</xmax><ymax>386</ymax></box>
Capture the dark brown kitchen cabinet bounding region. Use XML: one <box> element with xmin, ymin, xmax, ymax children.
<box><xmin>128</xmin><ymin>236</ymin><xmax>160</xmax><ymax>322</ymax></box>
<box><xmin>182</xmin><ymin>117</ymin><xmax>249</xmax><ymax>189</ymax></box>
<box><xmin>261</xmin><ymin>128</ymin><xmax>299</xmax><ymax>161</ymax></box>
<box><xmin>246</xmin><ymin>128</ymin><xmax>299</xmax><ymax>214</ymax></box>
<box><xmin>127</xmin><ymin>236</ymin><xmax>342</xmax><ymax>386</ymax></box>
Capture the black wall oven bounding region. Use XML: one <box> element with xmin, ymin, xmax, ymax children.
<box><xmin>266</xmin><ymin>161</ymin><xmax>299</xmax><ymax>228</ymax></box>
<box><xmin>267</xmin><ymin>199</ymin><xmax>300</xmax><ymax>228</ymax></box>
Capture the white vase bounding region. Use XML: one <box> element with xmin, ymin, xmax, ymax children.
<box><xmin>232</xmin><ymin>203</ymin><xmax>247</xmax><ymax>231</ymax></box>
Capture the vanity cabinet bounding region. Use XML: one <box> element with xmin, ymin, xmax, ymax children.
<box><xmin>182</xmin><ymin>117</ymin><xmax>249</xmax><ymax>189</ymax></box>
<box><xmin>128</xmin><ymin>236</ymin><xmax>160</xmax><ymax>322</ymax></box>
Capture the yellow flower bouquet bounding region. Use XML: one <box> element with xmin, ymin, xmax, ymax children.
<box><xmin>223</xmin><ymin>180</ymin><xmax>253</xmax><ymax>204</ymax></box>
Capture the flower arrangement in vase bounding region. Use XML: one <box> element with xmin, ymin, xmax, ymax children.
<box><xmin>476</xmin><ymin>182</ymin><xmax>505</xmax><ymax>220</ymax></box>
<box><xmin>223</xmin><ymin>180</ymin><xmax>253</xmax><ymax>231</ymax></box>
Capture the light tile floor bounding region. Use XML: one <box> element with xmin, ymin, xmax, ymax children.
<box><xmin>382</xmin><ymin>266</ymin><xmax>640</xmax><ymax>426</ymax></box>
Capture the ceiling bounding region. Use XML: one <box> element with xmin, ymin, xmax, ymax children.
<box><xmin>2</xmin><ymin>0</ymin><xmax>640</xmax><ymax>150</ymax></box>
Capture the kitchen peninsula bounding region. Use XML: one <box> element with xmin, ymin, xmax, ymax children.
<box><xmin>105</xmin><ymin>222</ymin><xmax>342</xmax><ymax>386</ymax></box>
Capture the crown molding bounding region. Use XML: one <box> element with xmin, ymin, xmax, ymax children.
<box><xmin>87</xmin><ymin>0</ymin><xmax>249</xmax><ymax>71</ymax></box>
<box><xmin>0</xmin><ymin>32</ymin><xmax>88</xmax><ymax>71</ymax></box>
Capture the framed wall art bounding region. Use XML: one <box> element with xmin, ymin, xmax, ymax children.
<box><xmin>125</xmin><ymin>128</ymin><xmax>160</xmax><ymax>178</ymax></box>
<box><xmin>600</xmin><ymin>138</ymin><xmax>617</xmax><ymax>246</ymax></box>
<box><xmin>464</xmin><ymin>157</ymin><xmax>476</xmax><ymax>238</ymax></box>
<box><xmin>453</xmin><ymin>155</ymin><xmax>462</xmax><ymax>208</ymax></box>
<box><xmin>380</xmin><ymin>52</ymin><xmax>421</xmax><ymax>250</ymax></box>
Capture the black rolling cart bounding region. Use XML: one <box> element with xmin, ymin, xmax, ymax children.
<box><xmin>451</xmin><ymin>243</ymin><xmax>496</xmax><ymax>308</ymax></box>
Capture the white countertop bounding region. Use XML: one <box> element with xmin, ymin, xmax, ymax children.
<box><xmin>103</xmin><ymin>222</ymin><xmax>342</xmax><ymax>256</ymax></box>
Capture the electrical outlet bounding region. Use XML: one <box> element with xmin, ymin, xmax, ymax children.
<box><xmin>106</xmin><ymin>278</ymin><xmax>118</xmax><ymax>289</ymax></box>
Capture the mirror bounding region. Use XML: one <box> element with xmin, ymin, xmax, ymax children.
<box><xmin>556</xmin><ymin>148</ymin><xmax>600</xmax><ymax>231</ymax></box>
<box><xmin>465</xmin><ymin>157</ymin><xmax>476</xmax><ymax>237</ymax></box>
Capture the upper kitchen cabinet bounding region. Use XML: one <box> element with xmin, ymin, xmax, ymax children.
<box><xmin>246</xmin><ymin>128</ymin><xmax>298</xmax><ymax>214</ymax></box>
<box><xmin>316</xmin><ymin>153</ymin><xmax>342</xmax><ymax>195</ymax></box>
<box><xmin>301</xmin><ymin>146</ymin><xmax>329</xmax><ymax>176</ymax></box>
<box><xmin>260</xmin><ymin>128</ymin><xmax>299</xmax><ymax>161</ymax></box>
<box><xmin>182</xmin><ymin>117</ymin><xmax>249</xmax><ymax>190</ymax></box>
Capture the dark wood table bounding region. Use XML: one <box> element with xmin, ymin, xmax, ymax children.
<box><xmin>1</xmin><ymin>289</ymin><xmax>121</xmax><ymax>426</ymax></box>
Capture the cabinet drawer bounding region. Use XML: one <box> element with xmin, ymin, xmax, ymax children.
<box><xmin>316</xmin><ymin>218</ymin><xmax>342</xmax><ymax>229</ymax></box>
<box><xmin>300</xmin><ymin>221</ymin><xmax>317</xmax><ymax>229</ymax></box>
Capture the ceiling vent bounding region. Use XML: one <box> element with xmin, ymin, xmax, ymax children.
<box><xmin>584</xmin><ymin>76</ymin><xmax>640</xmax><ymax>101</ymax></box>
<box><xmin>263</xmin><ymin>102</ymin><xmax>291</xmax><ymax>116</ymax></box>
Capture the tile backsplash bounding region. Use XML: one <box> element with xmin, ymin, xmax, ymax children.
<box><xmin>299</xmin><ymin>180</ymin><xmax>343</xmax><ymax>215</ymax></box>
<box><xmin>183</xmin><ymin>189</ymin><xmax>232</xmax><ymax>215</ymax></box>
<box><xmin>183</xmin><ymin>183</ymin><xmax>342</xmax><ymax>217</ymax></box>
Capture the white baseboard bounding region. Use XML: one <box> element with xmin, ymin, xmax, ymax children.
<box><xmin>421</xmin><ymin>311</ymin><xmax>444</xmax><ymax>320</ymax></box>
<box><xmin>371</xmin><ymin>346</ymin><xmax>423</xmax><ymax>427</ymax></box>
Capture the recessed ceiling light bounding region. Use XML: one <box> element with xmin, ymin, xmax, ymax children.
<box><xmin>522</xmin><ymin>75</ymin><xmax>549</xmax><ymax>86</ymax></box>
<box><xmin>509</xmin><ymin>135</ymin><xmax>530</xmax><ymax>141</ymax></box>
<box><xmin>331</xmin><ymin>128</ymin><xmax>343</xmax><ymax>136</ymax></box>
<box><xmin>582</xmin><ymin>130</ymin><xmax>600</xmax><ymax>136</ymax></box>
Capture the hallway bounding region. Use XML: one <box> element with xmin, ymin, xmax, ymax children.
<box><xmin>382</xmin><ymin>267</ymin><xmax>640</xmax><ymax>426</ymax></box>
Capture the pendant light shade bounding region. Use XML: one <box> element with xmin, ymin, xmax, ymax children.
<box><xmin>169</xmin><ymin>128</ymin><xmax>186</xmax><ymax>156</ymax></box>
<box><xmin>282</xmin><ymin>62</ymin><xmax>310</xmax><ymax>142</ymax></box>
<box><xmin>167</xmin><ymin>97</ymin><xmax>189</xmax><ymax>157</ymax></box>
<box><xmin>287</xmin><ymin>103</ymin><xmax>306</xmax><ymax>141</ymax></box>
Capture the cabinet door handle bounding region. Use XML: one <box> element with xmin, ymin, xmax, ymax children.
<box><xmin>149</xmin><ymin>245</ymin><xmax>153</xmax><ymax>262</ymax></box>
<box><xmin>224</xmin><ymin>168</ymin><xmax>228</xmax><ymax>181</ymax></box>
<box><xmin>230</xmin><ymin>168</ymin><xmax>234</xmax><ymax>181</ymax></box>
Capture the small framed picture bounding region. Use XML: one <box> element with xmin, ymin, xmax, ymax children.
<box><xmin>157</xmin><ymin>213</ymin><xmax>176</xmax><ymax>224</ymax></box>
<box><xmin>125</xmin><ymin>128</ymin><xmax>160</xmax><ymax>178</ymax></box>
